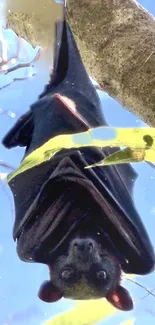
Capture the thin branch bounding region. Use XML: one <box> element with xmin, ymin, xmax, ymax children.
<box><xmin>2</xmin><ymin>46</ymin><xmax>42</xmax><ymax>75</ymax></box>
<box><xmin>126</xmin><ymin>278</ymin><xmax>155</xmax><ymax>299</ymax></box>
<box><xmin>0</xmin><ymin>162</ymin><xmax>15</xmax><ymax>171</ymax></box>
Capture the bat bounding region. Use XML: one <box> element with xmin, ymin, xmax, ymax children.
<box><xmin>2</xmin><ymin>13</ymin><xmax>155</xmax><ymax>311</ymax></box>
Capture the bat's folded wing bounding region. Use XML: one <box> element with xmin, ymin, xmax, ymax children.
<box><xmin>16</xmin><ymin>151</ymin><xmax>155</xmax><ymax>275</ymax></box>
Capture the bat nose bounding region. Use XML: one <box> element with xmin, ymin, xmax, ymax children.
<box><xmin>73</xmin><ymin>239</ymin><xmax>94</xmax><ymax>252</ymax></box>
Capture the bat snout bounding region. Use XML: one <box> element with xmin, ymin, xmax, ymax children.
<box><xmin>71</xmin><ymin>238</ymin><xmax>95</xmax><ymax>255</ymax></box>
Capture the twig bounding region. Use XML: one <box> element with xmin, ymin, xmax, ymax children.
<box><xmin>126</xmin><ymin>278</ymin><xmax>155</xmax><ymax>299</ymax></box>
<box><xmin>1</xmin><ymin>46</ymin><xmax>42</xmax><ymax>75</ymax></box>
<box><xmin>0</xmin><ymin>162</ymin><xmax>15</xmax><ymax>171</ymax></box>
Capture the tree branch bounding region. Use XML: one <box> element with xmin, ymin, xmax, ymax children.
<box><xmin>66</xmin><ymin>0</ymin><xmax>155</xmax><ymax>126</ymax></box>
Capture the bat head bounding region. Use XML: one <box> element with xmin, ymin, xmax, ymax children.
<box><xmin>38</xmin><ymin>236</ymin><xmax>133</xmax><ymax>311</ymax></box>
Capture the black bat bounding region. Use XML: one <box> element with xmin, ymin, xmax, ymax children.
<box><xmin>2</xmin><ymin>14</ymin><xmax>155</xmax><ymax>311</ymax></box>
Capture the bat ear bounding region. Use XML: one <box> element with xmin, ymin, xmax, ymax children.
<box><xmin>38</xmin><ymin>280</ymin><xmax>63</xmax><ymax>303</ymax></box>
<box><xmin>106</xmin><ymin>285</ymin><xmax>133</xmax><ymax>311</ymax></box>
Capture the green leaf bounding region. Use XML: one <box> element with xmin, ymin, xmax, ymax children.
<box><xmin>85</xmin><ymin>148</ymin><xmax>145</xmax><ymax>168</ymax></box>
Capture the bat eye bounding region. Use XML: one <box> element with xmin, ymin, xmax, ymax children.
<box><xmin>61</xmin><ymin>269</ymin><xmax>74</xmax><ymax>280</ymax></box>
<box><xmin>96</xmin><ymin>270</ymin><xmax>107</xmax><ymax>280</ymax></box>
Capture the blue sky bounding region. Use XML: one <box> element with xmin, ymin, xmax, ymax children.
<box><xmin>0</xmin><ymin>1</ymin><xmax>155</xmax><ymax>325</ymax></box>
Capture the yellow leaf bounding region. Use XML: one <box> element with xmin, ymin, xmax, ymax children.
<box><xmin>42</xmin><ymin>299</ymin><xmax>117</xmax><ymax>325</ymax></box>
<box><xmin>0</xmin><ymin>172</ymin><xmax>8</xmax><ymax>180</ymax></box>
<box><xmin>7</xmin><ymin>127</ymin><xmax>155</xmax><ymax>182</ymax></box>
<box><xmin>120</xmin><ymin>318</ymin><xmax>135</xmax><ymax>325</ymax></box>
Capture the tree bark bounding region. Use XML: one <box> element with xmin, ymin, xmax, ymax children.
<box><xmin>66</xmin><ymin>0</ymin><xmax>155</xmax><ymax>126</ymax></box>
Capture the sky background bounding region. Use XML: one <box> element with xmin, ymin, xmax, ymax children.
<box><xmin>0</xmin><ymin>1</ymin><xmax>155</xmax><ymax>325</ymax></box>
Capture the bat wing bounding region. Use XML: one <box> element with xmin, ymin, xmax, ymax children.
<box><xmin>3</xmin><ymin>110</ymin><xmax>33</xmax><ymax>150</ymax></box>
<box><xmin>14</xmin><ymin>145</ymin><xmax>154</xmax><ymax>275</ymax></box>
<box><xmin>4</xmin><ymin>94</ymin><xmax>154</xmax><ymax>275</ymax></box>
<box><xmin>2</xmin><ymin>15</ymin><xmax>154</xmax><ymax>275</ymax></box>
